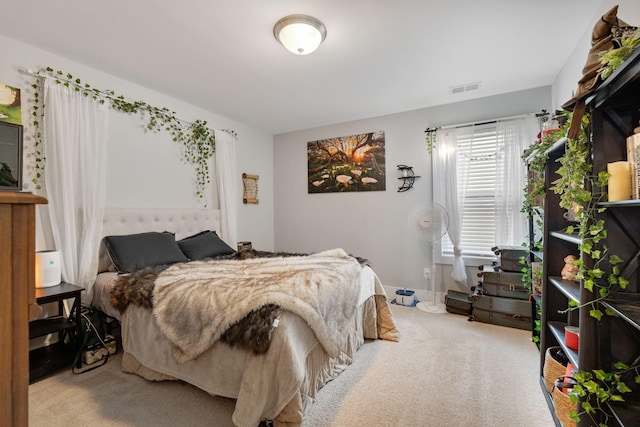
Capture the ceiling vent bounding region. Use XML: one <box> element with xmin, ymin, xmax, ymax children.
<box><xmin>449</xmin><ymin>81</ymin><xmax>481</xmax><ymax>95</ymax></box>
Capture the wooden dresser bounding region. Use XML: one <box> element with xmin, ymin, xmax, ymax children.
<box><xmin>0</xmin><ymin>192</ymin><xmax>47</xmax><ymax>427</ymax></box>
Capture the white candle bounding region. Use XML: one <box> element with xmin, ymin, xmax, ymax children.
<box><xmin>607</xmin><ymin>161</ymin><xmax>632</xmax><ymax>201</ymax></box>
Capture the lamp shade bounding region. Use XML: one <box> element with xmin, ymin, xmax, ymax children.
<box><xmin>274</xmin><ymin>14</ymin><xmax>326</xmax><ymax>55</ymax></box>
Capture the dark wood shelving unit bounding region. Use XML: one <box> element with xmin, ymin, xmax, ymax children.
<box><xmin>548</xmin><ymin>277</ymin><xmax>581</xmax><ymax>303</ymax></box>
<box><xmin>29</xmin><ymin>316</ymin><xmax>76</xmax><ymax>339</ymax></box>
<box><xmin>549</xmin><ymin>231</ymin><xmax>581</xmax><ymax>245</ymax></box>
<box><xmin>608</xmin><ymin>399</ymin><xmax>640</xmax><ymax>427</ymax></box>
<box><xmin>602</xmin><ymin>293</ymin><xmax>640</xmax><ymax>332</ymax></box>
<box><xmin>29</xmin><ymin>282</ymin><xmax>84</xmax><ymax>382</ymax></box>
<box><xmin>537</xmin><ymin>47</ymin><xmax>640</xmax><ymax>426</ymax></box>
<box><xmin>548</xmin><ymin>321</ymin><xmax>579</xmax><ymax>369</ymax></box>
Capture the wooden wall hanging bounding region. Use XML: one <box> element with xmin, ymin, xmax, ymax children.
<box><xmin>242</xmin><ymin>173</ymin><xmax>259</xmax><ymax>204</ymax></box>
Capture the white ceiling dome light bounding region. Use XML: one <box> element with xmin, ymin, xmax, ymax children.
<box><xmin>273</xmin><ymin>14</ymin><xmax>327</xmax><ymax>55</ymax></box>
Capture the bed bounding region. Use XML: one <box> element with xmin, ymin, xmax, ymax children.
<box><xmin>91</xmin><ymin>208</ymin><xmax>398</xmax><ymax>427</ymax></box>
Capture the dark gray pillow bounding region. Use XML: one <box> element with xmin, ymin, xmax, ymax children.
<box><xmin>104</xmin><ymin>232</ymin><xmax>188</xmax><ymax>273</ymax></box>
<box><xmin>178</xmin><ymin>230</ymin><xmax>235</xmax><ymax>260</ymax></box>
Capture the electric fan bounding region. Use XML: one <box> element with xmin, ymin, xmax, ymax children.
<box><xmin>408</xmin><ymin>202</ymin><xmax>450</xmax><ymax>313</ymax></box>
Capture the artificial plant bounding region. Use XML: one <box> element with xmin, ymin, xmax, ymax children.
<box><xmin>550</xmin><ymin>112</ymin><xmax>628</xmax><ymax>319</ymax></box>
<box><xmin>569</xmin><ymin>362</ymin><xmax>640</xmax><ymax>426</ymax></box>
<box><xmin>600</xmin><ymin>28</ymin><xmax>640</xmax><ymax>80</ymax></box>
<box><xmin>520</xmin><ymin>114</ymin><xmax>568</xmax><ymax>343</ymax></box>
<box><xmin>30</xmin><ymin>67</ymin><xmax>222</xmax><ymax>203</ymax></box>
<box><xmin>424</xmin><ymin>127</ymin><xmax>439</xmax><ymax>154</ymax></box>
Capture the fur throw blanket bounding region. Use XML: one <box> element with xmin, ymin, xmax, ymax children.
<box><xmin>111</xmin><ymin>248</ymin><xmax>363</xmax><ymax>363</ymax></box>
<box><xmin>111</xmin><ymin>265</ymin><xmax>281</xmax><ymax>355</ymax></box>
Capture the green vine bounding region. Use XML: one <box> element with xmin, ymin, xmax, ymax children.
<box><xmin>31</xmin><ymin>80</ymin><xmax>44</xmax><ymax>189</ymax></box>
<box><xmin>521</xmin><ymin>115</ymin><xmax>567</xmax><ymax>344</ymax></box>
<box><xmin>550</xmin><ymin>113</ymin><xmax>628</xmax><ymax>319</ymax></box>
<box><xmin>424</xmin><ymin>127</ymin><xmax>439</xmax><ymax>154</ymax></box>
<box><xmin>569</xmin><ymin>362</ymin><xmax>640</xmax><ymax>426</ymax></box>
<box><xmin>521</xmin><ymin>127</ymin><xmax>563</xmax><ymax>216</ymax></box>
<box><xmin>30</xmin><ymin>67</ymin><xmax>223</xmax><ymax>203</ymax></box>
<box><xmin>520</xmin><ymin>113</ymin><xmax>568</xmax><ymax>297</ymax></box>
<box><xmin>600</xmin><ymin>28</ymin><xmax>640</xmax><ymax>80</ymax></box>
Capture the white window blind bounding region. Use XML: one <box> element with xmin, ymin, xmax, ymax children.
<box><xmin>441</xmin><ymin>122</ymin><xmax>497</xmax><ymax>259</ymax></box>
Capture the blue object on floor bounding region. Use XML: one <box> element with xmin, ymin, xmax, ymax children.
<box><xmin>394</xmin><ymin>289</ymin><xmax>415</xmax><ymax>306</ymax></box>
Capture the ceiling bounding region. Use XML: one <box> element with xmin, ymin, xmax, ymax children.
<box><xmin>1</xmin><ymin>1</ymin><xmax>604</xmax><ymax>135</ymax></box>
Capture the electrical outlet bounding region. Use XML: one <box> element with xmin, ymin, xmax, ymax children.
<box><xmin>423</xmin><ymin>267</ymin><xmax>431</xmax><ymax>279</ymax></box>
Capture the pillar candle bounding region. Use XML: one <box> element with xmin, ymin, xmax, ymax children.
<box><xmin>607</xmin><ymin>161</ymin><xmax>632</xmax><ymax>201</ymax></box>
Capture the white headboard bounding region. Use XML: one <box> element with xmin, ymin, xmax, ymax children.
<box><xmin>98</xmin><ymin>208</ymin><xmax>221</xmax><ymax>272</ymax></box>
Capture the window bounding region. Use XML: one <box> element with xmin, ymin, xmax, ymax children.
<box><xmin>434</xmin><ymin>116</ymin><xmax>535</xmax><ymax>268</ymax></box>
<box><xmin>440</xmin><ymin>122</ymin><xmax>498</xmax><ymax>261</ymax></box>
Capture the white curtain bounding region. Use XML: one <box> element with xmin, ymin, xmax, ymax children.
<box><xmin>214</xmin><ymin>130</ymin><xmax>238</xmax><ymax>249</ymax></box>
<box><xmin>433</xmin><ymin>128</ymin><xmax>469</xmax><ymax>285</ymax></box>
<box><xmin>495</xmin><ymin>117</ymin><xmax>539</xmax><ymax>246</ymax></box>
<box><xmin>42</xmin><ymin>79</ymin><xmax>110</xmax><ymax>303</ymax></box>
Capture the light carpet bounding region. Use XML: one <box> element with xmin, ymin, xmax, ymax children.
<box><xmin>29</xmin><ymin>304</ymin><xmax>554</xmax><ymax>427</ymax></box>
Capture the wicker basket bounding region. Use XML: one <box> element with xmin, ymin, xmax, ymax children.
<box><xmin>551</xmin><ymin>382</ymin><xmax>577</xmax><ymax>427</ymax></box>
<box><xmin>543</xmin><ymin>346</ymin><xmax>568</xmax><ymax>393</ymax></box>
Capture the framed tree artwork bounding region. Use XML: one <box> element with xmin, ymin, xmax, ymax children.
<box><xmin>307</xmin><ymin>131</ymin><xmax>386</xmax><ymax>193</ymax></box>
<box><xmin>0</xmin><ymin>83</ymin><xmax>22</xmax><ymax>125</ymax></box>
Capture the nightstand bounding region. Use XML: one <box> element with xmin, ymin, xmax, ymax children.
<box><xmin>29</xmin><ymin>282</ymin><xmax>84</xmax><ymax>382</ymax></box>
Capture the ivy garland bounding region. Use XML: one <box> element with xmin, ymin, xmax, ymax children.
<box><xmin>600</xmin><ymin>28</ymin><xmax>640</xmax><ymax>80</ymax></box>
<box><xmin>550</xmin><ymin>113</ymin><xmax>628</xmax><ymax>320</ymax></box>
<box><xmin>520</xmin><ymin>119</ymin><xmax>566</xmax><ymax>343</ymax></box>
<box><xmin>569</xmin><ymin>362</ymin><xmax>640</xmax><ymax>426</ymax></box>
<box><xmin>548</xmin><ymin>112</ymin><xmax>636</xmax><ymax>427</ymax></box>
<box><xmin>30</xmin><ymin>67</ymin><xmax>228</xmax><ymax>204</ymax></box>
<box><xmin>521</xmin><ymin>127</ymin><xmax>564</xmax><ymax>217</ymax></box>
<box><xmin>424</xmin><ymin>127</ymin><xmax>439</xmax><ymax>154</ymax></box>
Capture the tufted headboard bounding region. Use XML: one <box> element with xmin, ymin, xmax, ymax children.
<box><xmin>98</xmin><ymin>208</ymin><xmax>222</xmax><ymax>273</ymax></box>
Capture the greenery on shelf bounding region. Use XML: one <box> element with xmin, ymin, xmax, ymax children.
<box><xmin>569</xmin><ymin>362</ymin><xmax>640</xmax><ymax>426</ymax></box>
<box><xmin>600</xmin><ymin>28</ymin><xmax>640</xmax><ymax>80</ymax></box>
<box><xmin>30</xmin><ymin>67</ymin><xmax>224</xmax><ymax>203</ymax></box>
<box><xmin>550</xmin><ymin>112</ymin><xmax>628</xmax><ymax>320</ymax></box>
<box><xmin>520</xmin><ymin>114</ymin><xmax>568</xmax><ymax>298</ymax></box>
<box><xmin>548</xmin><ymin>111</ymin><xmax>635</xmax><ymax>427</ymax></box>
<box><xmin>521</xmin><ymin>127</ymin><xmax>564</xmax><ymax>216</ymax></box>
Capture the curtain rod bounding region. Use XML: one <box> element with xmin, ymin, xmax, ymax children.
<box><xmin>19</xmin><ymin>68</ymin><xmax>222</xmax><ymax>131</ymax></box>
<box><xmin>439</xmin><ymin>113</ymin><xmax>537</xmax><ymax>130</ymax></box>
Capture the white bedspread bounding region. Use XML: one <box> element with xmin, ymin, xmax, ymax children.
<box><xmin>93</xmin><ymin>261</ymin><xmax>397</xmax><ymax>426</ymax></box>
<box><xmin>120</xmin><ymin>266</ymin><xmax>387</xmax><ymax>427</ymax></box>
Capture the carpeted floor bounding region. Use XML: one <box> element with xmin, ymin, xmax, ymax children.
<box><xmin>29</xmin><ymin>304</ymin><xmax>554</xmax><ymax>426</ymax></box>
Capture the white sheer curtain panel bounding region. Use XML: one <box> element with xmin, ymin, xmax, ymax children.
<box><xmin>433</xmin><ymin>128</ymin><xmax>469</xmax><ymax>285</ymax></box>
<box><xmin>214</xmin><ymin>130</ymin><xmax>238</xmax><ymax>249</ymax></box>
<box><xmin>43</xmin><ymin>79</ymin><xmax>110</xmax><ymax>302</ymax></box>
<box><xmin>495</xmin><ymin>117</ymin><xmax>539</xmax><ymax>246</ymax></box>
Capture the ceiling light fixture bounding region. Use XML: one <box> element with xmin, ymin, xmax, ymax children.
<box><xmin>273</xmin><ymin>14</ymin><xmax>327</xmax><ymax>55</ymax></box>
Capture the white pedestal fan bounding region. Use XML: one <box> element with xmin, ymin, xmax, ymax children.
<box><xmin>408</xmin><ymin>202</ymin><xmax>450</xmax><ymax>313</ymax></box>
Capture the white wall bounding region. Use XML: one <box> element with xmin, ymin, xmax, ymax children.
<box><xmin>552</xmin><ymin>0</ymin><xmax>640</xmax><ymax>110</ymax></box>
<box><xmin>1</xmin><ymin>33</ymin><xmax>274</xmax><ymax>251</ymax></box>
<box><xmin>274</xmin><ymin>87</ymin><xmax>551</xmax><ymax>299</ymax></box>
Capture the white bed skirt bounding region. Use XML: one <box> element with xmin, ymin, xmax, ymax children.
<box><xmin>120</xmin><ymin>297</ymin><xmax>379</xmax><ymax>426</ymax></box>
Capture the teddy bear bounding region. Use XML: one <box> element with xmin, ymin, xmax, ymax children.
<box><xmin>561</xmin><ymin>255</ymin><xmax>580</xmax><ymax>282</ymax></box>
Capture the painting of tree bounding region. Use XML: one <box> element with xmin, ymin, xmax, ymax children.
<box><xmin>308</xmin><ymin>131</ymin><xmax>386</xmax><ymax>193</ymax></box>
<box><xmin>0</xmin><ymin>83</ymin><xmax>21</xmax><ymax>125</ymax></box>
